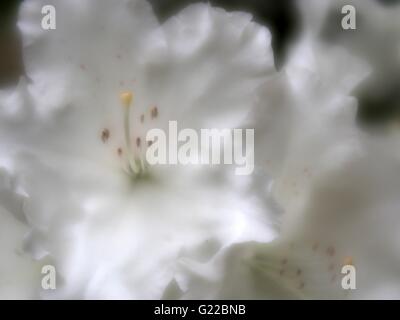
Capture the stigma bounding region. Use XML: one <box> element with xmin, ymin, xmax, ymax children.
<box><xmin>120</xmin><ymin>91</ymin><xmax>133</xmax><ymax>108</ymax></box>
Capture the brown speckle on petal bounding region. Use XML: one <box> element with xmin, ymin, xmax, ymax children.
<box><xmin>327</xmin><ymin>246</ymin><xmax>336</xmax><ymax>257</ymax></box>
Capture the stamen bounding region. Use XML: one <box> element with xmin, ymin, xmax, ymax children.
<box><xmin>120</xmin><ymin>91</ymin><xmax>139</xmax><ymax>175</ymax></box>
<box><xmin>136</xmin><ymin>137</ymin><xmax>146</xmax><ymax>172</ymax></box>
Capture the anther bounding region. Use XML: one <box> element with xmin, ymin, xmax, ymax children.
<box><xmin>151</xmin><ymin>106</ymin><xmax>158</xmax><ymax>119</ymax></box>
<box><xmin>101</xmin><ymin>128</ymin><xmax>110</xmax><ymax>143</ymax></box>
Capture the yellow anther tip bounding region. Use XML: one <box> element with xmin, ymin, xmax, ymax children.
<box><xmin>343</xmin><ymin>256</ymin><xmax>353</xmax><ymax>266</ymax></box>
<box><xmin>120</xmin><ymin>91</ymin><xmax>133</xmax><ymax>108</ymax></box>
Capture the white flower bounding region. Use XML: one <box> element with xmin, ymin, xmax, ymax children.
<box><xmin>176</xmin><ymin>22</ymin><xmax>400</xmax><ymax>299</ymax></box>
<box><xmin>0</xmin><ymin>0</ymin><xmax>280</xmax><ymax>299</ymax></box>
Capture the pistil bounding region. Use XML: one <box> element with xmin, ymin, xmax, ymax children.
<box><xmin>120</xmin><ymin>91</ymin><xmax>140</xmax><ymax>175</ymax></box>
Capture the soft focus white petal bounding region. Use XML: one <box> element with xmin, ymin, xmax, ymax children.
<box><xmin>13</xmin><ymin>153</ymin><xmax>276</xmax><ymax>299</ymax></box>
<box><xmin>0</xmin><ymin>166</ymin><xmax>42</xmax><ymax>299</ymax></box>
<box><xmin>138</xmin><ymin>3</ymin><xmax>276</xmax><ymax>130</ymax></box>
<box><xmin>18</xmin><ymin>0</ymin><xmax>158</xmax><ymax>114</ymax></box>
<box><xmin>0</xmin><ymin>207</ymin><xmax>41</xmax><ymax>299</ymax></box>
<box><xmin>300</xmin><ymin>0</ymin><xmax>400</xmax><ymax>89</ymax></box>
<box><xmin>251</xmin><ymin>37</ymin><xmax>369</xmax><ymax>214</ymax></box>
<box><xmin>175</xmin><ymin>240</ymin><xmax>347</xmax><ymax>299</ymax></box>
<box><xmin>179</xmin><ymin>134</ymin><xmax>400</xmax><ymax>299</ymax></box>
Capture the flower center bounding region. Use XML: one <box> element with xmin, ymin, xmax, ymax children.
<box><xmin>100</xmin><ymin>91</ymin><xmax>159</xmax><ymax>179</ymax></box>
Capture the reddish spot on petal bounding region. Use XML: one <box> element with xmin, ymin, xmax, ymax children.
<box><xmin>80</xmin><ymin>64</ymin><xmax>86</xmax><ymax>71</ymax></box>
<box><xmin>136</xmin><ymin>137</ymin><xmax>141</xmax><ymax>148</ymax></box>
<box><xmin>327</xmin><ymin>246</ymin><xmax>336</xmax><ymax>257</ymax></box>
<box><xmin>117</xmin><ymin>148</ymin><xmax>123</xmax><ymax>156</ymax></box>
<box><xmin>304</xmin><ymin>168</ymin><xmax>312</xmax><ymax>177</ymax></box>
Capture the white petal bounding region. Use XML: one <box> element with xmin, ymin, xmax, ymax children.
<box><xmin>0</xmin><ymin>168</ymin><xmax>41</xmax><ymax>299</ymax></box>
<box><xmin>136</xmin><ymin>3</ymin><xmax>276</xmax><ymax>130</ymax></box>
<box><xmin>175</xmin><ymin>240</ymin><xmax>345</xmax><ymax>299</ymax></box>
<box><xmin>18</xmin><ymin>0</ymin><xmax>158</xmax><ymax>114</ymax></box>
<box><xmin>252</xmin><ymin>38</ymin><xmax>369</xmax><ymax>213</ymax></box>
<box><xmin>13</xmin><ymin>154</ymin><xmax>276</xmax><ymax>299</ymax></box>
<box><xmin>179</xmin><ymin>134</ymin><xmax>400</xmax><ymax>299</ymax></box>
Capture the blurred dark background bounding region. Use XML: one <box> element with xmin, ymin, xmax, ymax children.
<box><xmin>1</xmin><ymin>0</ymin><xmax>399</xmax><ymax>125</ymax></box>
